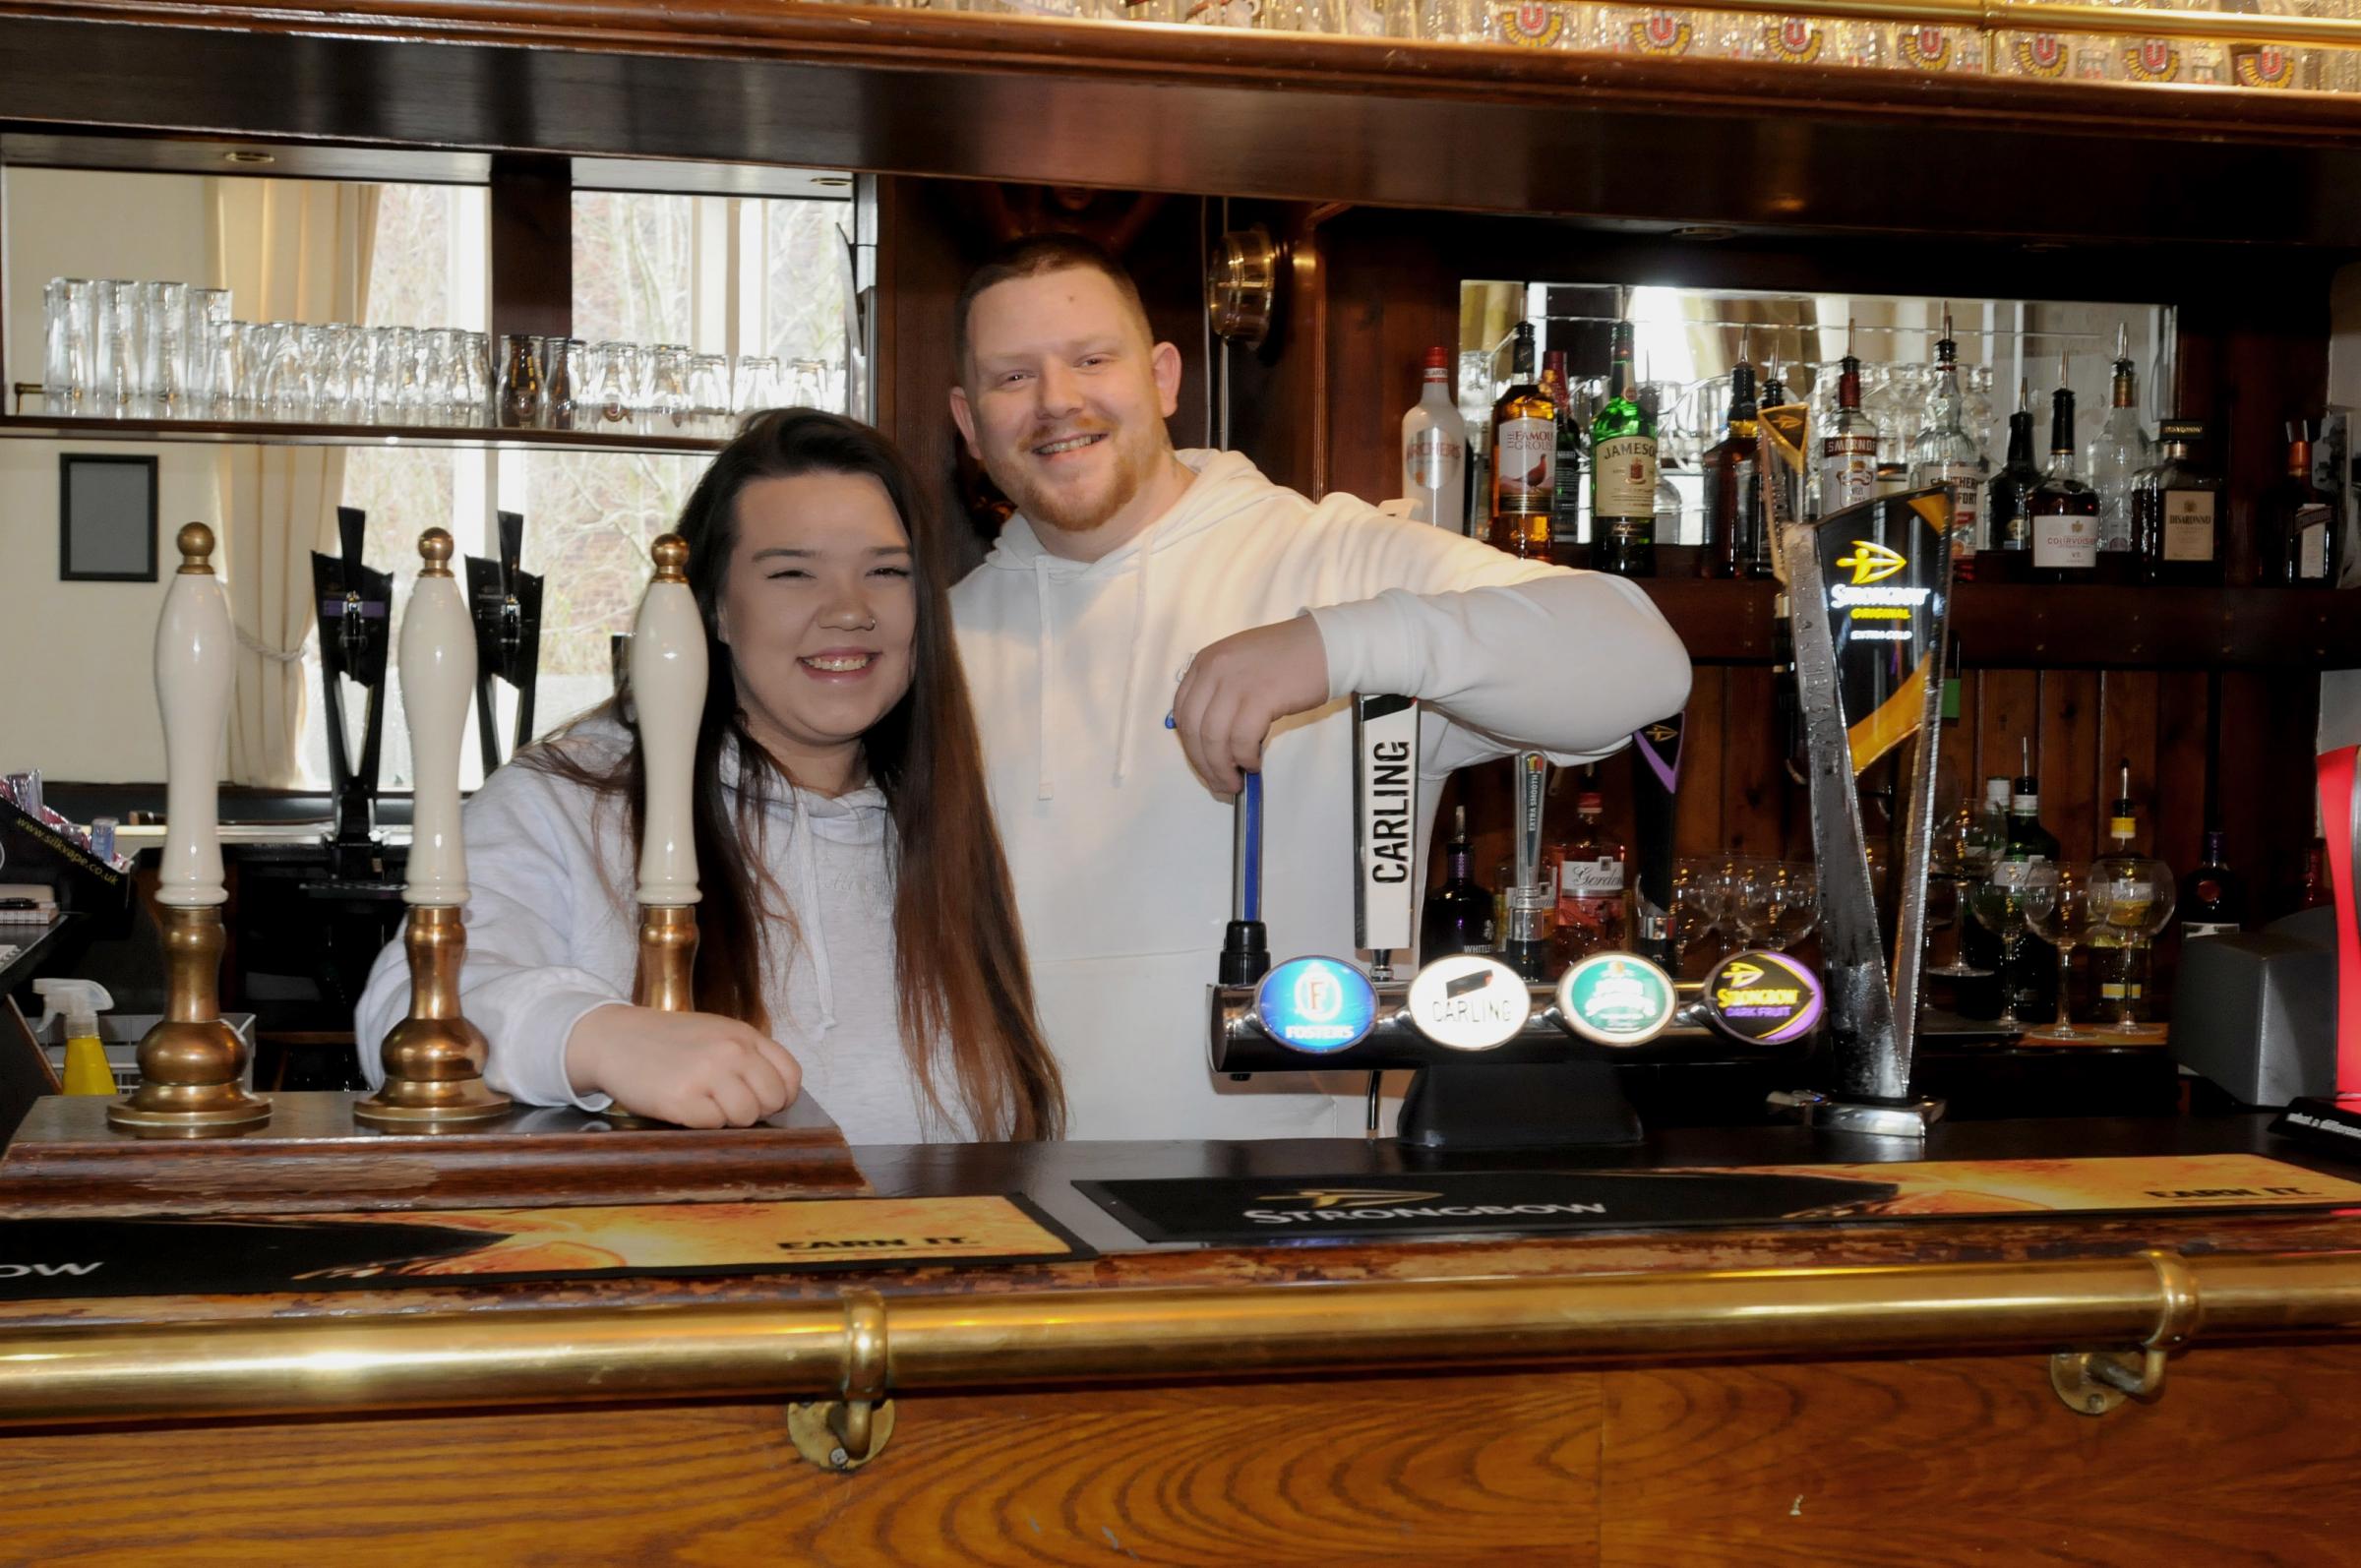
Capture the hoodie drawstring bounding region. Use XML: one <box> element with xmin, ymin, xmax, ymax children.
<box><xmin>1111</xmin><ymin>543</ymin><xmax>1154</xmax><ymax>789</ymax></box>
<box><xmin>1033</xmin><ymin>558</ymin><xmax>1055</xmax><ymax>801</ymax></box>
<box><xmin>787</xmin><ymin>788</ymin><xmax>838</xmax><ymax>1031</ymax></box>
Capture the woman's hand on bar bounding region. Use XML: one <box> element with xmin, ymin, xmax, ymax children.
<box><xmin>564</xmin><ymin>1005</ymin><xmax>805</xmax><ymax>1127</ymax></box>
<box><xmin>1172</xmin><ymin>614</ymin><xmax>1331</xmax><ymax>796</ymax></box>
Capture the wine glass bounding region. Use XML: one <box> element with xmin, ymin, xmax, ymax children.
<box><xmin>1731</xmin><ymin>858</ymin><xmax>1797</xmax><ymax>950</ymax></box>
<box><xmin>1667</xmin><ymin>859</ymin><xmax>1720</xmax><ymax>976</ymax></box>
<box><xmin>2089</xmin><ymin>855</ymin><xmax>2177</xmax><ymax>1034</ymax></box>
<box><xmin>1927</xmin><ymin>797</ymin><xmax>2000</xmax><ymax>979</ymax></box>
<box><xmin>1968</xmin><ymin>862</ymin><xmax>2055</xmax><ymax>1033</ymax></box>
<box><xmin>1766</xmin><ymin>864</ymin><xmax>1819</xmax><ymax>952</ymax></box>
<box><xmin>2026</xmin><ymin>863</ymin><xmax>2096</xmax><ymax>1040</ymax></box>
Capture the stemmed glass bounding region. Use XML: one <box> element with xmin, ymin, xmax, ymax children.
<box><xmin>1928</xmin><ymin>797</ymin><xmax>2000</xmax><ymax>979</ymax></box>
<box><xmin>1734</xmin><ymin>861</ymin><xmax>1820</xmax><ymax>953</ymax></box>
<box><xmin>1969</xmin><ymin>861</ymin><xmax>2057</xmax><ymax>1034</ymax></box>
<box><xmin>2025</xmin><ymin>863</ymin><xmax>2096</xmax><ymax>1040</ymax></box>
<box><xmin>2089</xmin><ymin>855</ymin><xmax>2177</xmax><ymax>1035</ymax></box>
<box><xmin>1667</xmin><ymin>858</ymin><xmax>1720</xmax><ymax>977</ymax></box>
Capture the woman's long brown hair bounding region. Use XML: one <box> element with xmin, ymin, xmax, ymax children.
<box><xmin>524</xmin><ymin>409</ymin><xmax>1063</xmax><ymax>1140</ymax></box>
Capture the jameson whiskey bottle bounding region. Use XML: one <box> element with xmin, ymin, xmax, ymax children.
<box><xmin>1488</xmin><ymin>322</ymin><xmax>1555</xmax><ymax>560</ymax></box>
<box><xmin>1590</xmin><ymin>318</ymin><xmax>1659</xmax><ymax>576</ymax></box>
<box><xmin>2028</xmin><ymin>364</ymin><xmax>2100</xmax><ymax>584</ymax></box>
<box><xmin>2132</xmin><ymin>420</ymin><xmax>2224</xmax><ymax>584</ymax></box>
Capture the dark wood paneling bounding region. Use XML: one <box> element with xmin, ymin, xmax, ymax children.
<box><xmin>1675</xmin><ymin>669</ymin><xmax>1726</xmax><ymax>859</ymax></box>
<box><xmin>487</xmin><ymin>154</ymin><xmax>571</xmax><ymax>345</ymax></box>
<box><xmin>2039</xmin><ymin>671</ymin><xmax>2101</xmax><ymax>859</ymax></box>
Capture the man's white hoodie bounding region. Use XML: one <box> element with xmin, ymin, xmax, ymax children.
<box><xmin>950</xmin><ymin>449</ymin><xmax>1692</xmax><ymax>1142</ymax></box>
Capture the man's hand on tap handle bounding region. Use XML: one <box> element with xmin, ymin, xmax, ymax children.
<box><xmin>1172</xmin><ymin>615</ymin><xmax>1330</xmax><ymax>796</ymax></box>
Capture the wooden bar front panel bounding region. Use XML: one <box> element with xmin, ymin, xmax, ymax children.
<box><xmin>5</xmin><ymin>1345</ymin><xmax>2355</xmax><ymax>1564</ymax></box>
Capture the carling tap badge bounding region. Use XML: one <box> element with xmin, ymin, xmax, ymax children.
<box><xmin>1776</xmin><ymin>477</ymin><xmax>1956</xmax><ymax>1116</ymax></box>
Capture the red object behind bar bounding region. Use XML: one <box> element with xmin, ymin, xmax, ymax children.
<box><xmin>2324</xmin><ymin>746</ymin><xmax>2360</xmax><ymax>1095</ymax></box>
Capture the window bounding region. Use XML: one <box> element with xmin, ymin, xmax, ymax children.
<box><xmin>303</xmin><ymin>181</ymin><xmax>856</xmax><ymax>792</ymax></box>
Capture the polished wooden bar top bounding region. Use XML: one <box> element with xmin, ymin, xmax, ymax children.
<box><xmin>3</xmin><ymin>1111</ymin><xmax>2352</xmax><ymax>1332</ymax></box>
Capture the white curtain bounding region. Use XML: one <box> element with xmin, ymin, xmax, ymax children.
<box><xmin>207</xmin><ymin>180</ymin><xmax>381</xmax><ymax>787</ymax></box>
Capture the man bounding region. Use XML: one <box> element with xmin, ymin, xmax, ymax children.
<box><xmin>947</xmin><ymin>235</ymin><xmax>1690</xmax><ymax>1141</ymax></box>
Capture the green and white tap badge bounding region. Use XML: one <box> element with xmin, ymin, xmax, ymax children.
<box><xmin>1555</xmin><ymin>952</ymin><xmax>1678</xmax><ymax>1046</ymax></box>
<box><xmin>1406</xmin><ymin>953</ymin><xmax>1531</xmax><ymax>1051</ymax></box>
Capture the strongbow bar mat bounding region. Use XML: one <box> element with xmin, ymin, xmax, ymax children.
<box><xmin>0</xmin><ymin>1194</ymin><xmax>1088</xmax><ymax>1300</ymax></box>
<box><xmin>1078</xmin><ymin>1155</ymin><xmax>2361</xmax><ymax>1246</ymax></box>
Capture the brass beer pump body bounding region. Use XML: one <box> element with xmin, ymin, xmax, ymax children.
<box><xmin>112</xmin><ymin>523</ymin><xmax>272</xmax><ymax>1136</ymax></box>
<box><xmin>358</xmin><ymin>529</ymin><xmax>512</xmax><ymax>1126</ymax></box>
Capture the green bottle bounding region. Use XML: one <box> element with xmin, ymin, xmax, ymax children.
<box><xmin>1589</xmin><ymin>318</ymin><xmax>1659</xmax><ymax>577</ymax></box>
<box><xmin>1996</xmin><ymin>738</ymin><xmax>2062</xmax><ymax>1024</ymax></box>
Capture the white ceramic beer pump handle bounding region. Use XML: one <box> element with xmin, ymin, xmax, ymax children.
<box><xmin>633</xmin><ymin>534</ymin><xmax>705</xmax><ymax>907</ymax></box>
<box><xmin>154</xmin><ymin>522</ymin><xmax>232</xmax><ymax>909</ymax></box>
<box><xmin>402</xmin><ymin>529</ymin><xmax>476</xmax><ymax>906</ymax></box>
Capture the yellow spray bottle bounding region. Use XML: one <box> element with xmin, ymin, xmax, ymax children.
<box><xmin>33</xmin><ymin>978</ymin><xmax>116</xmax><ymax>1096</ymax></box>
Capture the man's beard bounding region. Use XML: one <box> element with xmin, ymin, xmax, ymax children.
<box><xmin>997</xmin><ymin>423</ymin><xmax>1150</xmax><ymax>537</ymax></box>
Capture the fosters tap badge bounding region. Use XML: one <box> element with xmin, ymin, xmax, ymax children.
<box><xmin>1254</xmin><ymin>957</ymin><xmax>1378</xmax><ymax>1055</ymax></box>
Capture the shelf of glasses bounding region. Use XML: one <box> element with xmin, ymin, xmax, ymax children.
<box><xmin>0</xmin><ymin>411</ymin><xmax>728</xmax><ymax>456</ymax></box>
<box><xmin>1632</xmin><ymin>567</ymin><xmax>2358</xmax><ymax>669</ymax></box>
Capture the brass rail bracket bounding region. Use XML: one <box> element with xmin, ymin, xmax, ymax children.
<box><xmin>2051</xmin><ymin>1249</ymin><xmax>2202</xmax><ymax>1417</ymax></box>
<box><xmin>788</xmin><ymin>1288</ymin><xmax>893</xmax><ymax>1472</ymax></box>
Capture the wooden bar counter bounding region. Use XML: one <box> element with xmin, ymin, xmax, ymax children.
<box><xmin>6</xmin><ymin>1113</ymin><xmax>2361</xmax><ymax>1565</ymax></box>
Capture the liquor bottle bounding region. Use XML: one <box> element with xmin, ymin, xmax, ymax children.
<box><xmin>1551</xmin><ymin>781</ymin><xmax>1628</xmax><ymax>961</ymax></box>
<box><xmin>2179</xmin><ymin>828</ymin><xmax>2246</xmax><ymax>936</ymax></box>
<box><xmin>1907</xmin><ymin>310</ymin><xmax>1988</xmax><ymax>580</ymax></box>
<box><xmin>1421</xmin><ymin>805</ymin><xmax>1497</xmax><ymax>959</ymax></box>
<box><xmin>1957</xmin><ymin>774</ymin><xmax>2013</xmax><ymax>1013</ymax></box>
<box><xmin>2028</xmin><ymin>359</ymin><xmax>2100</xmax><ymax>585</ymax></box>
<box><xmin>2089</xmin><ymin>323</ymin><xmax>2149</xmax><ymax>584</ymax></box>
<box><xmin>1700</xmin><ymin>344</ymin><xmax>1761</xmax><ymax>579</ymax></box>
<box><xmin>1759</xmin><ymin>360</ymin><xmax>1801</xmax><ymax>535</ymax></box>
<box><xmin>1590</xmin><ymin>318</ymin><xmax>1659</xmax><ymax>576</ymax></box>
<box><xmin>2272</xmin><ymin>419</ymin><xmax>2342</xmax><ymax>587</ymax></box>
<box><xmin>1401</xmin><ymin>345</ymin><xmax>1469</xmax><ymax>535</ymax></box>
<box><xmin>1543</xmin><ymin>348</ymin><xmax>1584</xmax><ymax>555</ymax></box>
<box><xmin>1488</xmin><ymin>322</ymin><xmax>1555</xmax><ymax>560</ymax></box>
<box><xmin>1817</xmin><ymin>320</ymin><xmax>1878</xmax><ymax>516</ymax></box>
<box><xmin>2131</xmin><ymin>420</ymin><xmax>2224</xmax><ymax>585</ymax></box>
<box><xmin>2105</xmin><ymin>758</ymin><xmax>2142</xmax><ymax>855</ymax></box>
<box><xmin>1985</xmin><ymin>380</ymin><xmax>2040</xmax><ymax>580</ymax></box>
<box><xmin>2297</xmin><ymin>838</ymin><xmax>2331</xmax><ymax>911</ymax></box>
<box><xmin>1995</xmin><ymin>740</ymin><xmax>2062</xmax><ymax>1023</ymax></box>
<box><xmin>2091</xmin><ymin>759</ymin><xmax>2147</xmax><ymax>1020</ymax></box>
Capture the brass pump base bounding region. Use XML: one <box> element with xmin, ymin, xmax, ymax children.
<box><xmin>355</xmin><ymin>904</ymin><xmax>513</xmax><ymax>1128</ymax></box>
<box><xmin>109</xmin><ymin>905</ymin><xmax>271</xmax><ymax>1138</ymax></box>
<box><xmin>632</xmin><ymin>903</ymin><xmax>698</xmax><ymax>1012</ymax></box>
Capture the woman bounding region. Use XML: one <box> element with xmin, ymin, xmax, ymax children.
<box><xmin>355</xmin><ymin>410</ymin><xmax>1064</xmax><ymax>1141</ymax></box>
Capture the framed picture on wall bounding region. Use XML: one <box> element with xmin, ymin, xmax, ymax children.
<box><xmin>58</xmin><ymin>453</ymin><xmax>159</xmax><ymax>583</ymax></box>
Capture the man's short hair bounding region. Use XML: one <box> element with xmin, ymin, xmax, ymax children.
<box><xmin>954</xmin><ymin>234</ymin><xmax>1155</xmax><ymax>384</ymax></box>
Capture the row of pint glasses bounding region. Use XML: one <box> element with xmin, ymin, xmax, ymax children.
<box><xmin>41</xmin><ymin>276</ymin><xmax>492</xmax><ymax>426</ymax></box>
<box><xmin>42</xmin><ymin>278</ymin><xmax>232</xmax><ymax>417</ymax></box>
<box><xmin>498</xmin><ymin>337</ymin><xmax>840</xmax><ymax>438</ymax></box>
